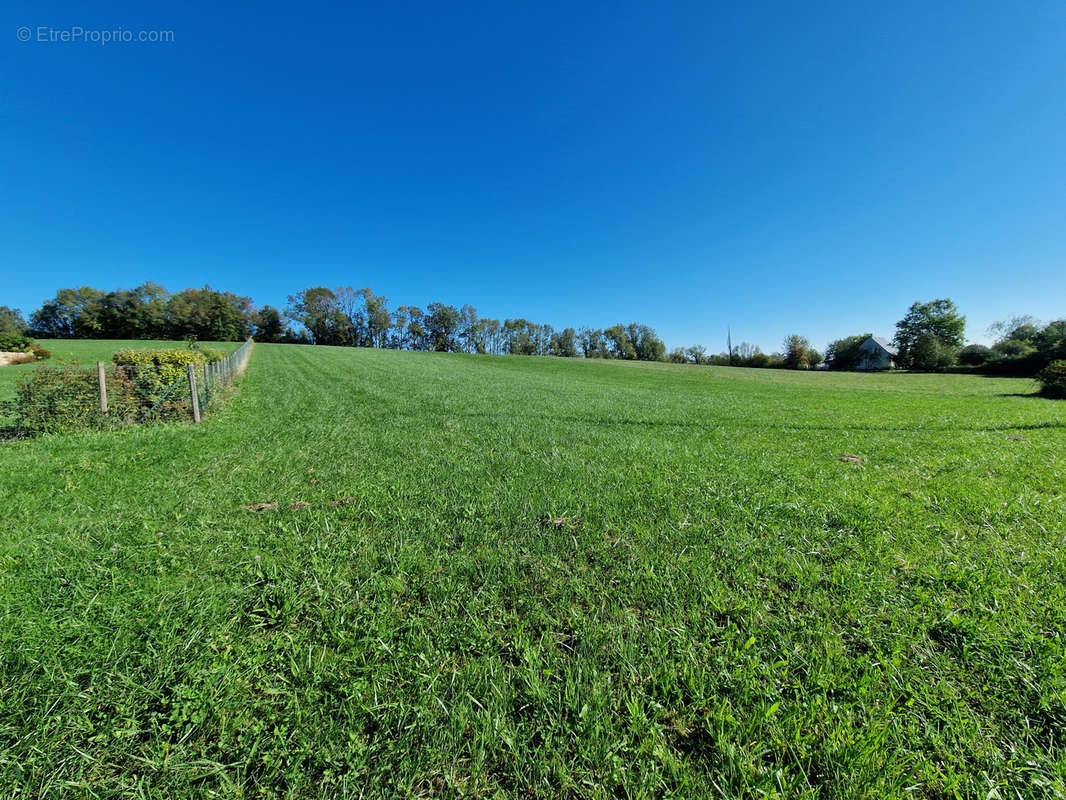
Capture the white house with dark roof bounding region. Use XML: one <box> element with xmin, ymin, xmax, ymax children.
<box><xmin>856</xmin><ymin>336</ymin><xmax>898</xmax><ymax>370</ymax></box>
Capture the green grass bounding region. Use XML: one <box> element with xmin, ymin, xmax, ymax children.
<box><xmin>1</xmin><ymin>343</ymin><xmax>1063</xmax><ymax>798</ymax></box>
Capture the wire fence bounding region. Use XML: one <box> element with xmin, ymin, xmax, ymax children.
<box><xmin>0</xmin><ymin>338</ymin><xmax>253</xmax><ymax>436</ymax></box>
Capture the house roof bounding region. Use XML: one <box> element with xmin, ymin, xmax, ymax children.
<box><xmin>867</xmin><ymin>335</ymin><xmax>899</xmax><ymax>356</ymax></box>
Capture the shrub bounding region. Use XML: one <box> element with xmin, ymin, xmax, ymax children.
<box><xmin>6</xmin><ymin>368</ymin><xmax>106</xmax><ymax>434</ymax></box>
<box><xmin>1037</xmin><ymin>360</ymin><xmax>1066</xmax><ymax>398</ymax></box>
<box><xmin>111</xmin><ymin>349</ymin><xmax>207</xmax><ymax>412</ymax></box>
<box><xmin>29</xmin><ymin>344</ymin><xmax>51</xmax><ymax>361</ymax></box>
<box><xmin>112</xmin><ymin>348</ymin><xmax>208</xmax><ymax>383</ymax></box>
<box><xmin>5</xmin><ymin>360</ymin><xmax>198</xmax><ymax>434</ymax></box>
<box><xmin>957</xmin><ymin>344</ymin><xmax>993</xmax><ymax>366</ymax></box>
<box><xmin>993</xmin><ymin>339</ymin><xmax>1036</xmax><ymax>358</ymax></box>
<box><xmin>0</xmin><ymin>333</ymin><xmax>33</xmax><ymax>352</ymax></box>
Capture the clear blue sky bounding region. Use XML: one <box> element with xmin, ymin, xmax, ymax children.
<box><xmin>4</xmin><ymin>0</ymin><xmax>1065</xmax><ymax>352</ymax></box>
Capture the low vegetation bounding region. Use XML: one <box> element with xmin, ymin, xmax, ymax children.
<box><xmin>0</xmin><ymin>340</ymin><xmax>241</xmax><ymax>434</ymax></box>
<box><xmin>0</xmin><ymin>344</ymin><xmax>1063</xmax><ymax>797</ymax></box>
<box><xmin>1037</xmin><ymin>359</ymin><xmax>1066</xmax><ymax>398</ymax></box>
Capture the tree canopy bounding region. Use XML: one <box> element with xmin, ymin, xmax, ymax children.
<box><xmin>894</xmin><ymin>299</ymin><xmax>965</xmax><ymax>368</ymax></box>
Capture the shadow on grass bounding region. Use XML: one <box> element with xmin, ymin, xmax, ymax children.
<box><xmin>450</xmin><ymin>410</ymin><xmax>1066</xmax><ymax>433</ymax></box>
<box><xmin>996</xmin><ymin>391</ymin><xmax>1059</xmax><ymax>400</ymax></box>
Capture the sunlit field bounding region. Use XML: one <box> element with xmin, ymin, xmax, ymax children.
<box><xmin>1</xmin><ymin>344</ymin><xmax>1063</xmax><ymax>798</ymax></box>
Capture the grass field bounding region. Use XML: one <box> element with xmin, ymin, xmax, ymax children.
<box><xmin>1</xmin><ymin>343</ymin><xmax>1064</xmax><ymax>798</ymax></box>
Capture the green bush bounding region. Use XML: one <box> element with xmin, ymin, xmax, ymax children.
<box><xmin>957</xmin><ymin>344</ymin><xmax>993</xmax><ymax>366</ymax></box>
<box><xmin>0</xmin><ymin>333</ymin><xmax>33</xmax><ymax>352</ymax></box>
<box><xmin>5</xmin><ymin>368</ymin><xmax>109</xmax><ymax>434</ymax></box>
<box><xmin>3</xmin><ymin>348</ymin><xmax>228</xmax><ymax>435</ymax></box>
<box><xmin>993</xmin><ymin>338</ymin><xmax>1036</xmax><ymax>358</ymax></box>
<box><xmin>113</xmin><ymin>347</ymin><xmax>207</xmax><ymax>381</ymax></box>
<box><xmin>5</xmin><ymin>361</ymin><xmax>197</xmax><ymax>434</ymax></box>
<box><xmin>1036</xmin><ymin>360</ymin><xmax>1066</xmax><ymax>398</ymax></box>
<box><xmin>111</xmin><ymin>349</ymin><xmax>206</xmax><ymax>412</ymax></box>
<box><xmin>29</xmin><ymin>343</ymin><xmax>50</xmax><ymax>361</ymax></box>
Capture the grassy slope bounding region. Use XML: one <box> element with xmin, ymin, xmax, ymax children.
<box><xmin>0</xmin><ymin>344</ymin><xmax>1063</xmax><ymax>798</ymax></box>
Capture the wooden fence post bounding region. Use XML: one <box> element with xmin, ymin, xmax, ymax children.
<box><xmin>202</xmin><ymin>364</ymin><xmax>209</xmax><ymax>407</ymax></box>
<box><xmin>188</xmin><ymin>364</ymin><xmax>201</xmax><ymax>424</ymax></box>
<box><xmin>97</xmin><ymin>361</ymin><xmax>108</xmax><ymax>415</ymax></box>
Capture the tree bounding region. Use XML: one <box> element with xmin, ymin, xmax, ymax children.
<box><xmin>459</xmin><ymin>305</ymin><xmax>483</xmax><ymax>354</ymax></box>
<box><xmin>894</xmin><ymin>299</ymin><xmax>965</xmax><ymax>368</ymax></box>
<box><xmin>806</xmin><ymin>348</ymin><xmax>823</xmax><ymax>368</ymax></box>
<box><xmin>481</xmin><ymin>318</ymin><xmax>502</xmax><ymax>355</ymax></box>
<box><xmin>29</xmin><ymin>284</ymin><xmax>257</xmax><ymax>341</ymax></box>
<box><xmin>992</xmin><ymin>338</ymin><xmax>1035</xmax><ymax>358</ymax></box>
<box><xmin>603</xmin><ymin>325</ymin><xmax>635</xmax><ymax>359</ymax></box>
<box><xmin>29</xmin><ymin>287</ymin><xmax>105</xmax><ymax>338</ymax></box>
<box><xmin>782</xmin><ymin>334</ymin><xmax>812</xmax><ymax>369</ymax></box>
<box><xmin>332</xmin><ymin>286</ymin><xmax>389</xmax><ymax>347</ymax></box>
<box><xmin>625</xmin><ymin>324</ymin><xmax>665</xmax><ymax>361</ymax></box>
<box><xmin>167</xmin><ymin>286</ymin><xmax>253</xmax><ymax>341</ymax></box>
<box><xmin>363</xmin><ymin>288</ymin><xmax>391</xmax><ymax>348</ymax></box>
<box><xmin>334</xmin><ymin>287</ymin><xmax>365</xmax><ymax>346</ymax></box>
<box><xmin>402</xmin><ymin>306</ymin><xmax>429</xmax><ymax>350</ymax></box>
<box><xmin>0</xmin><ymin>306</ymin><xmax>27</xmax><ymax>336</ymax></box>
<box><xmin>825</xmin><ymin>334</ymin><xmax>873</xmax><ymax>370</ymax></box>
<box><xmin>988</xmin><ymin>315</ymin><xmax>1040</xmax><ymax>344</ymax></box>
<box><xmin>426</xmin><ymin>303</ymin><xmax>462</xmax><ymax>352</ymax></box>
<box><xmin>578</xmin><ymin>327</ymin><xmax>607</xmax><ymax>358</ymax></box>
<box><xmin>286</xmin><ymin>287</ymin><xmax>346</xmax><ymax>345</ymax></box>
<box><xmin>503</xmin><ymin>318</ymin><xmax>538</xmax><ymax>355</ymax></box>
<box><xmin>549</xmin><ymin>327</ymin><xmax>577</xmax><ymax>357</ymax></box>
<box><xmin>734</xmin><ymin>342</ymin><xmax>758</xmax><ymax>360</ymax></box>
<box><xmin>253</xmin><ymin>306</ymin><xmax>289</xmax><ymax>343</ymax></box>
<box><xmin>908</xmin><ymin>332</ymin><xmax>956</xmax><ymax>370</ymax></box>
<box><xmin>1035</xmin><ymin>320</ymin><xmax>1066</xmax><ymax>362</ymax></box>
<box><xmin>686</xmin><ymin>345</ymin><xmax>708</xmax><ymax>365</ymax></box>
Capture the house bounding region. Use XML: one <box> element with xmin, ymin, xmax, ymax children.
<box><xmin>856</xmin><ymin>336</ymin><xmax>898</xmax><ymax>370</ymax></box>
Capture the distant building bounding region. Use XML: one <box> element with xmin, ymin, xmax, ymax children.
<box><xmin>856</xmin><ymin>336</ymin><xmax>898</xmax><ymax>370</ymax></box>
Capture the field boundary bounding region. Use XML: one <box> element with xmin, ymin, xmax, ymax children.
<box><xmin>1</xmin><ymin>338</ymin><xmax>254</xmax><ymax>435</ymax></box>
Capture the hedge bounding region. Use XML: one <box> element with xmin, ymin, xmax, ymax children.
<box><xmin>1037</xmin><ymin>360</ymin><xmax>1066</xmax><ymax>398</ymax></box>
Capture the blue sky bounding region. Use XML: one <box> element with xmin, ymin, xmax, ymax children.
<box><xmin>3</xmin><ymin>0</ymin><xmax>1065</xmax><ymax>352</ymax></box>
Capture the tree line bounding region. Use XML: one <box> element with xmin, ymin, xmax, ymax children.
<box><xmin>6</xmin><ymin>286</ymin><xmax>1061</xmax><ymax>377</ymax></box>
<box><xmin>8</xmin><ymin>283</ymin><xmax>669</xmax><ymax>362</ymax></box>
<box><xmin>823</xmin><ymin>298</ymin><xmax>1065</xmax><ymax>376</ymax></box>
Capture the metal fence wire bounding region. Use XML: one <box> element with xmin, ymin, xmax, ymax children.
<box><xmin>0</xmin><ymin>338</ymin><xmax>253</xmax><ymax>435</ymax></box>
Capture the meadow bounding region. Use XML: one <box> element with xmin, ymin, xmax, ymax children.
<box><xmin>0</xmin><ymin>343</ymin><xmax>1063</xmax><ymax>798</ymax></box>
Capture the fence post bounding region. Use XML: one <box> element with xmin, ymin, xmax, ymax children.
<box><xmin>202</xmin><ymin>364</ymin><xmax>209</xmax><ymax>407</ymax></box>
<box><xmin>97</xmin><ymin>361</ymin><xmax>108</xmax><ymax>416</ymax></box>
<box><xmin>188</xmin><ymin>364</ymin><xmax>201</xmax><ymax>424</ymax></box>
